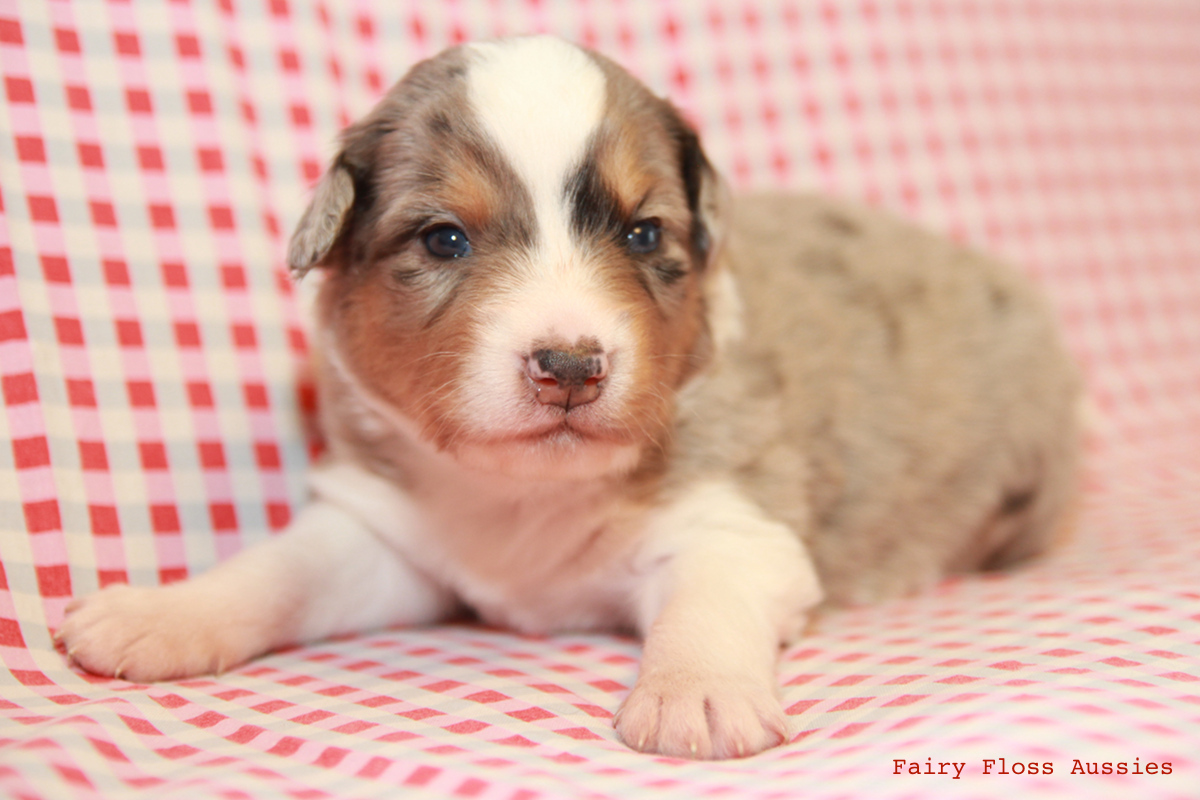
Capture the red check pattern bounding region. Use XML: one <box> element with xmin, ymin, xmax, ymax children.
<box><xmin>2</xmin><ymin>1</ymin><xmax>1198</xmax><ymax>798</ymax></box>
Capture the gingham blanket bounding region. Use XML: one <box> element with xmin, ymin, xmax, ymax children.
<box><xmin>1</xmin><ymin>2</ymin><xmax>1198</xmax><ymax>798</ymax></box>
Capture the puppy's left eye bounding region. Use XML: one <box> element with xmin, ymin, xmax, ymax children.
<box><xmin>424</xmin><ymin>225</ymin><xmax>472</xmax><ymax>259</ymax></box>
<box><xmin>626</xmin><ymin>219</ymin><xmax>661</xmax><ymax>254</ymax></box>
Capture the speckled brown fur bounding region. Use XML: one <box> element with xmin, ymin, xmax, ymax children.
<box><xmin>672</xmin><ymin>193</ymin><xmax>1082</xmax><ymax>604</ymax></box>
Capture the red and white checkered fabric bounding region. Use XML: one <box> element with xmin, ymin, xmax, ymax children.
<box><xmin>2</xmin><ymin>1</ymin><xmax>1198</xmax><ymax>798</ymax></box>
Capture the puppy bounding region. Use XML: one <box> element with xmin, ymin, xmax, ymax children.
<box><xmin>58</xmin><ymin>35</ymin><xmax>1081</xmax><ymax>759</ymax></box>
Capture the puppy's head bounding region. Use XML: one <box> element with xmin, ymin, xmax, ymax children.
<box><xmin>290</xmin><ymin>35</ymin><xmax>728</xmax><ymax>481</ymax></box>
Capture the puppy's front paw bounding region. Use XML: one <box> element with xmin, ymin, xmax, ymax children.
<box><xmin>57</xmin><ymin>584</ymin><xmax>255</xmax><ymax>682</ymax></box>
<box><xmin>615</xmin><ymin>670</ymin><xmax>787</xmax><ymax>759</ymax></box>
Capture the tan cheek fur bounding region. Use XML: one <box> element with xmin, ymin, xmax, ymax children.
<box><xmin>318</xmin><ymin>266</ymin><xmax>477</xmax><ymax>451</ymax></box>
<box><xmin>594</xmin><ymin>249</ymin><xmax>710</xmax><ymax>437</ymax></box>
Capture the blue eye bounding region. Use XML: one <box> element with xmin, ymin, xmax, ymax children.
<box><xmin>626</xmin><ymin>219</ymin><xmax>661</xmax><ymax>254</ymax></box>
<box><xmin>424</xmin><ymin>225</ymin><xmax>471</xmax><ymax>258</ymax></box>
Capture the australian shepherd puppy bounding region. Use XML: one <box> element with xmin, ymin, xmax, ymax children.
<box><xmin>59</xmin><ymin>35</ymin><xmax>1080</xmax><ymax>759</ymax></box>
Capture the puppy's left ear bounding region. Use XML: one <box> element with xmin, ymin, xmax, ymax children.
<box><xmin>674</xmin><ymin>123</ymin><xmax>729</xmax><ymax>270</ymax></box>
<box><xmin>286</xmin><ymin>158</ymin><xmax>357</xmax><ymax>278</ymax></box>
<box><xmin>670</xmin><ymin>117</ymin><xmax>743</xmax><ymax>351</ymax></box>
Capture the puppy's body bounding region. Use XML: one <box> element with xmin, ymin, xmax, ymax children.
<box><xmin>700</xmin><ymin>194</ymin><xmax>1080</xmax><ymax>605</ymax></box>
<box><xmin>59</xmin><ymin>36</ymin><xmax>1080</xmax><ymax>760</ymax></box>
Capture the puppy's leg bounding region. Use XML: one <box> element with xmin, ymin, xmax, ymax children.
<box><xmin>616</xmin><ymin>480</ymin><xmax>822</xmax><ymax>759</ymax></box>
<box><xmin>58</xmin><ymin>497</ymin><xmax>455</xmax><ymax>682</ymax></box>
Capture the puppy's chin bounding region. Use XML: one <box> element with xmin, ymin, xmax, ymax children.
<box><xmin>452</xmin><ymin>434</ymin><xmax>643</xmax><ymax>482</ymax></box>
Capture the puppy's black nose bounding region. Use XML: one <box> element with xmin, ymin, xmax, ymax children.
<box><xmin>527</xmin><ymin>346</ymin><xmax>608</xmax><ymax>410</ymax></box>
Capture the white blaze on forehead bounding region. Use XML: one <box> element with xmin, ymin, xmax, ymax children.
<box><xmin>458</xmin><ymin>38</ymin><xmax>640</xmax><ymax>443</ymax></box>
<box><xmin>466</xmin><ymin>36</ymin><xmax>607</xmax><ymax>261</ymax></box>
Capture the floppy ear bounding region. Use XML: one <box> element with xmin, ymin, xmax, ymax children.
<box><xmin>669</xmin><ymin>116</ymin><xmax>741</xmax><ymax>350</ymax></box>
<box><xmin>673</xmin><ymin>121</ymin><xmax>729</xmax><ymax>270</ymax></box>
<box><xmin>286</xmin><ymin>159</ymin><xmax>357</xmax><ymax>277</ymax></box>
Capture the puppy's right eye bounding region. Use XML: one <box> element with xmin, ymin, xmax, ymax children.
<box><xmin>424</xmin><ymin>226</ymin><xmax>472</xmax><ymax>259</ymax></box>
<box><xmin>626</xmin><ymin>218</ymin><xmax>662</xmax><ymax>254</ymax></box>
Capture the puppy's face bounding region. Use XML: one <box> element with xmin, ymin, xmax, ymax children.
<box><xmin>290</xmin><ymin>36</ymin><xmax>725</xmax><ymax>481</ymax></box>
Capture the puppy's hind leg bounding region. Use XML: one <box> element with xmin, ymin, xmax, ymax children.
<box><xmin>615</xmin><ymin>480</ymin><xmax>822</xmax><ymax>759</ymax></box>
<box><xmin>58</xmin><ymin>498</ymin><xmax>456</xmax><ymax>683</ymax></box>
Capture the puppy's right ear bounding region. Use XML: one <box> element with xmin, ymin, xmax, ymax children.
<box><xmin>286</xmin><ymin>158</ymin><xmax>357</xmax><ymax>277</ymax></box>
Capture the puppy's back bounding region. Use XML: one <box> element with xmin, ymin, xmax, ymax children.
<box><xmin>679</xmin><ymin>194</ymin><xmax>1081</xmax><ymax>605</ymax></box>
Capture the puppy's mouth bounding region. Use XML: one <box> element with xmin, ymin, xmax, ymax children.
<box><xmin>489</xmin><ymin>413</ymin><xmax>632</xmax><ymax>447</ymax></box>
<box><xmin>450</xmin><ymin>407</ymin><xmax>645</xmax><ymax>481</ymax></box>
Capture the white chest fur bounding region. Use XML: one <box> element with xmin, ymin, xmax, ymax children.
<box><xmin>308</xmin><ymin>451</ymin><xmax>641</xmax><ymax>634</ymax></box>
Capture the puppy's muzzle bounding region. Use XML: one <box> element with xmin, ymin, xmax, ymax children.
<box><xmin>526</xmin><ymin>344</ymin><xmax>608</xmax><ymax>410</ymax></box>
